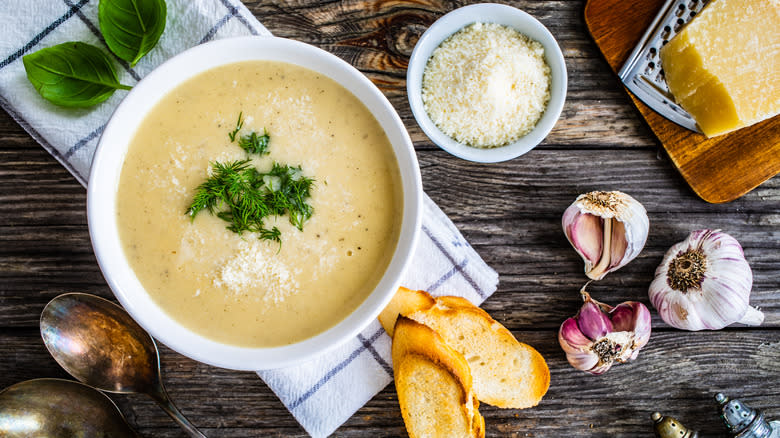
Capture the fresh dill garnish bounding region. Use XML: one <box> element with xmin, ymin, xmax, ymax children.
<box><xmin>228</xmin><ymin>111</ymin><xmax>244</xmax><ymax>142</ymax></box>
<box><xmin>238</xmin><ymin>129</ymin><xmax>270</xmax><ymax>155</ymax></box>
<box><xmin>228</xmin><ymin>112</ymin><xmax>270</xmax><ymax>156</ymax></box>
<box><xmin>266</xmin><ymin>163</ymin><xmax>314</xmax><ymax>230</ymax></box>
<box><xmin>186</xmin><ymin>159</ymin><xmax>314</xmax><ymax>244</ymax></box>
<box><xmin>190</xmin><ymin>118</ymin><xmax>311</xmax><ymax>245</ymax></box>
<box><xmin>259</xmin><ymin>226</ymin><xmax>282</xmax><ymax>244</ymax></box>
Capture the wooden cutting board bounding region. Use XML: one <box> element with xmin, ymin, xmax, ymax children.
<box><xmin>584</xmin><ymin>0</ymin><xmax>780</xmax><ymax>203</ymax></box>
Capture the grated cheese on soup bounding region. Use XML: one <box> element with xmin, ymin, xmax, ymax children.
<box><xmin>213</xmin><ymin>240</ymin><xmax>300</xmax><ymax>305</ymax></box>
<box><xmin>421</xmin><ymin>22</ymin><xmax>552</xmax><ymax>148</ymax></box>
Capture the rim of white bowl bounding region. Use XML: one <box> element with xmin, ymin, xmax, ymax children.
<box><xmin>407</xmin><ymin>3</ymin><xmax>568</xmax><ymax>163</ymax></box>
<box><xmin>87</xmin><ymin>36</ymin><xmax>422</xmax><ymax>371</ymax></box>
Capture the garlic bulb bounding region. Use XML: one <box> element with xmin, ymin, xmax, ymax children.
<box><xmin>558</xmin><ymin>287</ymin><xmax>652</xmax><ymax>374</ymax></box>
<box><xmin>649</xmin><ymin>229</ymin><xmax>763</xmax><ymax>331</ymax></box>
<box><xmin>562</xmin><ymin>191</ymin><xmax>649</xmax><ymax>280</ymax></box>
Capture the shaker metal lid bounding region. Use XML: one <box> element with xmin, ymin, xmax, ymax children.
<box><xmin>715</xmin><ymin>393</ymin><xmax>777</xmax><ymax>438</ymax></box>
<box><xmin>651</xmin><ymin>411</ymin><xmax>699</xmax><ymax>438</ymax></box>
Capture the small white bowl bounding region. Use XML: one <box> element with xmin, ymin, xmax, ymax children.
<box><xmin>407</xmin><ymin>3</ymin><xmax>567</xmax><ymax>162</ymax></box>
<box><xmin>88</xmin><ymin>36</ymin><xmax>422</xmax><ymax>371</ymax></box>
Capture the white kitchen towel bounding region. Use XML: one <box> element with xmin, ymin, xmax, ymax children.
<box><xmin>0</xmin><ymin>2</ymin><xmax>499</xmax><ymax>437</ymax></box>
<box><xmin>0</xmin><ymin>0</ymin><xmax>269</xmax><ymax>185</ymax></box>
<box><xmin>259</xmin><ymin>194</ymin><xmax>499</xmax><ymax>437</ymax></box>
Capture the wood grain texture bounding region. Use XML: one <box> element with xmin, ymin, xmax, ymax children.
<box><xmin>1</xmin><ymin>1</ymin><xmax>778</xmax><ymax>437</ymax></box>
<box><xmin>0</xmin><ymin>329</ymin><xmax>777</xmax><ymax>437</ymax></box>
<box><xmin>584</xmin><ymin>0</ymin><xmax>780</xmax><ymax>203</ymax></box>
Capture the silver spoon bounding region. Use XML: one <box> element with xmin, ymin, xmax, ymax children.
<box><xmin>40</xmin><ymin>292</ymin><xmax>207</xmax><ymax>438</ymax></box>
<box><xmin>0</xmin><ymin>378</ymin><xmax>138</xmax><ymax>437</ymax></box>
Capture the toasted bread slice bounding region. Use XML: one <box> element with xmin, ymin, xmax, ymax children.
<box><xmin>393</xmin><ymin>317</ymin><xmax>484</xmax><ymax>438</ymax></box>
<box><xmin>379</xmin><ymin>287</ymin><xmax>435</xmax><ymax>336</ymax></box>
<box><xmin>381</xmin><ymin>287</ymin><xmax>550</xmax><ymax>409</ymax></box>
<box><xmin>408</xmin><ymin>300</ymin><xmax>550</xmax><ymax>409</ymax></box>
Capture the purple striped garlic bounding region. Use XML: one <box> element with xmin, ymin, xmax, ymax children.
<box><xmin>649</xmin><ymin>229</ymin><xmax>763</xmax><ymax>331</ymax></box>
<box><xmin>562</xmin><ymin>191</ymin><xmax>649</xmax><ymax>280</ymax></box>
<box><xmin>559</xmin><ymin>288</ymin><xmax>652</xmax><ymax>375</ymax></box>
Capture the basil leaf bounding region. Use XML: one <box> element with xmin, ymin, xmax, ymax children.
<box><xmin>99</xmin><ymin>0</ymin><xmax>167</xmax><ymax>67</ymax></box>
<box><xmin>22</xmin><ymin>42</ymin><xmax>132</xmax><ymax>108</ymax></box>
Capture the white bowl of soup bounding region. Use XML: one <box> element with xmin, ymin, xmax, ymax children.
<box><xmin>88</xmin><ymin>36</ymin><xmax>422</xmax><ymax>370</ymax></box>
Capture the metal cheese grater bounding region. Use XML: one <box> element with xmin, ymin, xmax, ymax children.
<box><xmin>618</xmin><ymin>0</ymin><xmax>711</xmax><ymax>133</ymax></box>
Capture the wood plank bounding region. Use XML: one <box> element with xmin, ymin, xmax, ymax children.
<box><xmin>1</xmin><ymin>193</ymin><xmax>778</xmax><ymax>327</ymax></box>
<box><xmin>1</xmin><ymin>148</ymin><xmax>778</xmax><ymax>327</ymax></box>
<box><xmin>0</xmin><ymin>330</ymin><xmax>776</xmax><ymax>436</ymax></box>
<box><xmin>3</xmin><ymin>146</ymin><xmax>779</xmax><ymax>227</ymax></box>
<box><xmin>1</xmin><ymin>218</ymin><xmax>778</xmax><ymax>329</ymax></box>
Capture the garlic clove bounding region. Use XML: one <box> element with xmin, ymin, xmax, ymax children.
<box><xmin>649</xmin><ymin>229</ymin><xmax>763</xmax><ymax>331</ymax></box>
<box><xmin>577</xmin><ymin>299</ymin><xmax>613</xmax><ymax>340</ymax></box>
<box><xmin>610</xmin><ymin>302</ymin><xmax>652</xmax><ymax>360</ymax></box>
<box><xmin>608</xmin><ymin>220</ymin><xmax>628</xmax><ymax>270</ymax></box>
<box><xmin>611</xmin><ymin>302</ymin><xmax>651</xmax><ymax>341</ymax></box>
<box><xmin>558</xmin><ymin>317</ymin><xmax>600</xmax><ymax>371</ymax></box>
<box><xmin>565</xmin><ymin>209</ymin><xmax>603</xmax><ymax>266</ymax></box>
<box><xmin>562</xmin><ymin>191</ymin><xmax>649</xmax><ymax>280</ymax></box>
<box><xmin>559</xmin><ymin>317</ymin><xmax>592</xmax><ymax>348</ymax></box>
<box><xmin>609</xmin><ymin>303</ymin><xmax>634</xmax><ymax>332</ymax></box>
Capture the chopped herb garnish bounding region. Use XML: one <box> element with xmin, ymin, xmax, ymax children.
<box><xmin>259</xmin><ymin>226</ymin><xmax>282</xmax><ymax>244</ymax></box>
<box><xmin>228</xmin><ymin>112</ymin><xmax>271</xmax><ymax>156</ymax></box>
<box><xmin>267</xmin><ymin>163</ymin><xmax>314</xmax><ymax>230</ymax></box>
<box><xmin>238</xmin><ymin>129</ymin><xmax>270</xmax><ymax>155</ymax></box>
<box><xmin>228</xmin><ymin>111</ymin><xmax>244</xmax><ymax>142</ymax></box>
<box><xmin>190</xmin><ymin>118</ymin><xmax>312</xmax><ymax>245</ymax></box>
<box><xmin>186</xmin><ymin>159</ymin><xmax>314</xmax><ymax>244</ymax></box>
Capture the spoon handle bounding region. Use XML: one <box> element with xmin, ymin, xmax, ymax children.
<box><xmin>148</xmin><ymin>384</ymin><xmax>207</xmax><ymax>438</ymax></box>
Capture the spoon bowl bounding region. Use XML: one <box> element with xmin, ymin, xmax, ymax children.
<box><xmin>40</xmin><ymin>293</ymin><xmax>206</xmax><ymax>437</ymax></box>
<box><xmin>0</xmin><ymin>378</ymin><xmax>137</xmax><ymax>437</ymax></box>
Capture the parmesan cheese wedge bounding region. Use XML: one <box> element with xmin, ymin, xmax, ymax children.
<box><xmin>659</xmin><ymin>0</ymin><xmax>780</xmax><ymax>137</ymax></box>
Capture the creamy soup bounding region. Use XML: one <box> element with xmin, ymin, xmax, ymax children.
<box><xmin>117</xmin><ymin>61</ymin><xmax>403</xmax><ymax>347</ymax></box>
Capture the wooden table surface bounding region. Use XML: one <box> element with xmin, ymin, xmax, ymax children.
<box><xmin>1</xmin><ymin>1</ymin><xmax>778</xmax><ymax>437</ymax></box>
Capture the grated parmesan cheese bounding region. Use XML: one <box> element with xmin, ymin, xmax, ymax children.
<box><xmin>422</xmin><ymin>22</ymin><xmax>552</xmax><ymax>148</ymax></box>
<box><xmin>213</xmin><ymin>240</ymin><xmax>299</xmax><ymax>305</ymax></box>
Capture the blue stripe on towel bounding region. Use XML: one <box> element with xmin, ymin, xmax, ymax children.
<box><xmin>0</xmin><ymin>0</ymin><xmax>90</xmax><ymax>70</ymax></box>
<box><xmin>426</xmin><ymin>258</ymin><xmax>470</xmax><ymax>293</ymax></box>
<box><xmin>199</xmin><ymin>10</ymin><xmax>238</xmax><ymax>44</ymax></box>
<box><xmin>357</xmin><ymin>333</ymin><xmax>393</xmax><ymax>377</ymax></box>
<box><xmin>64</xmin><ymin>123</ymin><xmax>105</xmax><ymax>159</ymax></box>
<box><xmin>217</xmin><ymin>0</ymin><xmax>260</xmax><ymax>35</ymax></box>
<box><xmin>422</xmin><ymin>224</ymin><xmax>488</xmax><ymax>300</ymax></box>
<box><xmin>289</xmin><ymin>327</ymin><xmax>385</xmax><ymax>410</ymax></box>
